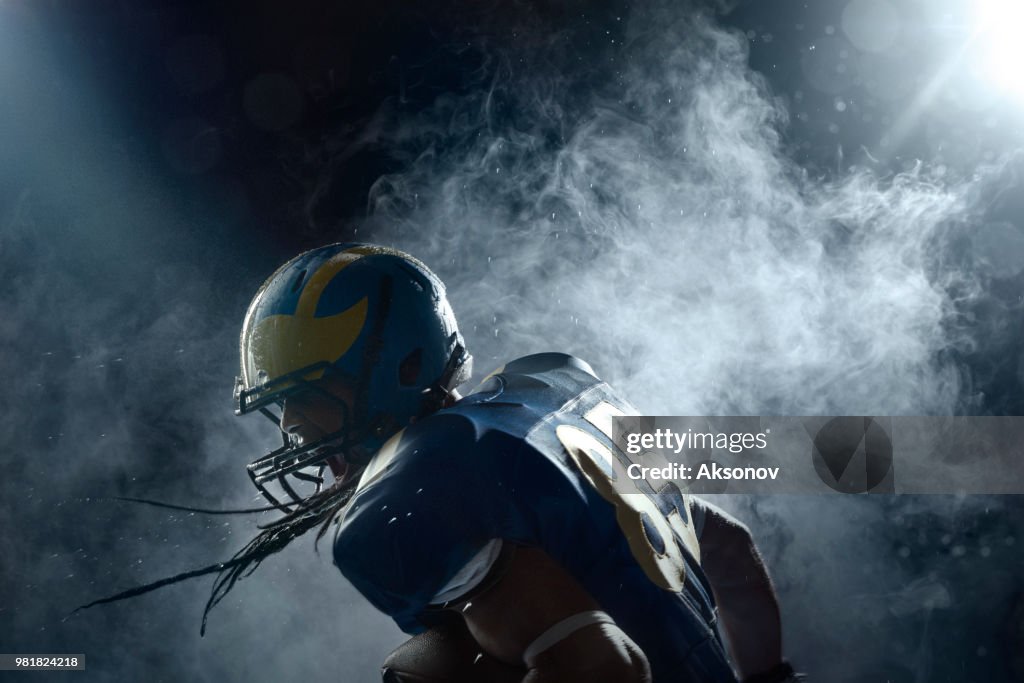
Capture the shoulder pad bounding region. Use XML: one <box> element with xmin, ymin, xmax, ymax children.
<box><xmin>470</xmin><ymin>353</ymin><xmax>599</xmax><ymax>392</ymax></box>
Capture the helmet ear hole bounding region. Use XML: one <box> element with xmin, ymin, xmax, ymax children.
<box><xmin>399</xmin><ymin>348</ymin><xmax>423</xmax><ymax>386</ymax></box>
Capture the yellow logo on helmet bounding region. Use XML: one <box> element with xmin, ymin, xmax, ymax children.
<box><xmin>241</xmin><ymin>252</ymin><xmax>370</xmax><ymax>390</ymax></box>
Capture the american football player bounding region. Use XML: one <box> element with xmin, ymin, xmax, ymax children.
<box><xmin>233</xmin><ymin>242</ymin><xmax>799</xmax><ymax>683</ymax></box>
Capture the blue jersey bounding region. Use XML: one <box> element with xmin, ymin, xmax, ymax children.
<box><xmin>334</xmin><ymin>353</ymin><xmax>737</xmax><ymax>682</ymax></box>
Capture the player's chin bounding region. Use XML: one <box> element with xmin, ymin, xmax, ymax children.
<box><xmin>327</xmin><ymin>456</ymin><xmax>352</xmax><ymax>483</ymax></box>
<box><xmin>325</xmin><ymin>454</ymin><xmax>355</xmax><ymax>486</ymax></box>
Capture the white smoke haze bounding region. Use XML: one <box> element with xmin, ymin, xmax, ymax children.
<box><xmin>2</xmin><ymin>1</ymin><xmax>1022</xmax><ymax>681</ymax></box>
<box><xmin>363</xmin><ymin>6</ymin><xmax>987</xmax><ymax>418</ymax></box>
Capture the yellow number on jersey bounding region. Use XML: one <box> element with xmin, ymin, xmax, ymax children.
<box><xmin>555</xmin><ymin>401</ymin><xmax>700</xmax><ymax>593</ymax></box>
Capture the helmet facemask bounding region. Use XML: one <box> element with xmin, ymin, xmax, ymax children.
<box><xmin>236</xmin><ymin>363</ymin><xmax>389</xmax><ymax>514</ymax></box>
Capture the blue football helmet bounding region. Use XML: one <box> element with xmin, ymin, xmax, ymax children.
<box><xmin>235</xmin><ymin>243</ymin><xmax>472</xmax><ymax>512</ymax></box>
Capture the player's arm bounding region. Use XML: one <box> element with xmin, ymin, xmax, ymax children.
<box><xmin>453</xmin><ymin>544</ymin><xmax>651</xmax><ymax>683</ymax></box>
<box><xmin>696</xmin><ymin>501</ymin><xmax>785</xmax><ymax>681</ymax></box>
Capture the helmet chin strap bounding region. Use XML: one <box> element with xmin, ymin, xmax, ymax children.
<box><xmin>417</xmin><ymin>337</ymin><xmax>472</xmax><ymax>418</ymax></box>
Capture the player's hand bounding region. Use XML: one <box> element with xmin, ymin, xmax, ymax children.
<box><xmin>381</xmin><ymin>621</ymin><xmax>524</xmax><ymax>682</ymax></box>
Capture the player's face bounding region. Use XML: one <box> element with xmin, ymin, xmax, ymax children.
<box><xmin>278</xmin><ymin>374</ymin><xmax>358</xmax><ymax>484</ymax></box>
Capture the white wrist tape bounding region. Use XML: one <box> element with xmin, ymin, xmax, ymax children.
<box><xmin>522</xmin><ymin>610</ymin><xmax>617</xmax><ymax>663</ymax></box>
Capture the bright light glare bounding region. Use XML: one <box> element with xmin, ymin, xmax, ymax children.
<box><xmin>974</xmin><ymin>0</ymin><xmax>1024</xmax><ymax>98</ymax></box>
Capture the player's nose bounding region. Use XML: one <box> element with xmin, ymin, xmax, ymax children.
<box><xmin>278</xmin><ymin>398</ymin><xmax>307</xmax><ymax>440</ymax></box>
